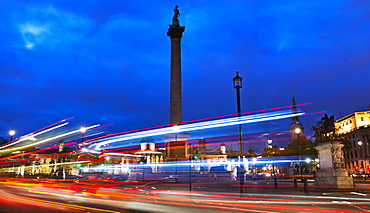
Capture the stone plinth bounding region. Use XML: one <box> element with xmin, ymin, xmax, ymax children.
<box><xmin>314</xmin><ymin>141</ymin><xmax>354</xmax><ymax>188</ymax></box>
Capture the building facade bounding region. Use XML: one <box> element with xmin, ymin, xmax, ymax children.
<box><xmin>335</xmin><ymin>110</ymin><xmax>370</xmax><ymax>174</ymax></box>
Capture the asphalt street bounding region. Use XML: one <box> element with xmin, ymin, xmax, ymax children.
<box><xmin>0</xmin><ymin>178</ymin><xmax>369</xmax><ymax>213</ymax></box>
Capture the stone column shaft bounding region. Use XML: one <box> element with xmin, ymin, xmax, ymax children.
<box><xmin>170</xmin><ymin>37</ymin><xmax>182</xmax><ymax>125</ymax></box>
<box><xmin>167</xmin><ymin>23</ymin><xmax>185</xmax><ymax>125</ymax></box>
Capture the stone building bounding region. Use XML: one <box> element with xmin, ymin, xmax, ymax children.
<box><xmin>134</xmin><ymin>137</ymin><xmax>163</xmax><ymax>164</ymax></box>
<box><xmin>335</xmin><ymin>109</ymin><xmax>370</xmax><ymax>174</ymax></box>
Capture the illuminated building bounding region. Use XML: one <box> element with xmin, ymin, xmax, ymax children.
<box><xmin>0</xmin><ymin>142</ymin><xmax>81</xmax><ymax>178</ymax></box>
<box><xmin>289</xmin><ymin>93</ymin><xmax>304</xmax><ymax>141</ymax></box>
<box><xmin>195</xmin><ymin>138</ymin><xmax>227</xmax><ymax>161</ymax></box>
<box><xmin>336</xmin><ymin>109</ymin><xmax>370</xmax><ymax>174</ymax></box>
<box><xmin>134</xmin><ymin>137</ymin><xmax>163</xmax><ymax>164</ymax></box>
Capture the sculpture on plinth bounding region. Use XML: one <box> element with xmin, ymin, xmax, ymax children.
<box><xmin>317</xmin><ymin>114</ymin><xmax>336</xmax><ymax>143</ymax></box>
<box><xmin>313</xmin><ymin>114</ymin><xmax>353</xmax><ymax>188</ymax></box>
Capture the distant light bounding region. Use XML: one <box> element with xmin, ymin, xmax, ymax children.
<box><xmin>80</xmin><ymin>125</ymin><xmax>87</xmax><ymax>134</ymax></box>
<box><xmin>295</xmin><ymin>128</ymin><xmax>301</xmax><ymax>134</ymax></box>
<box><xmin>358</xmin><ymin>141</ymin><xmax>363</xmax><ymax>146</ymax></box>
<box><xmin>172</xmin><ymin>125</ymin><xmax>180</xmax><ymax>133</ymax></box>
<box><xmin>305</xmin><ymin>158</ymin><xmax>311</xmax><ymax>163</ymax></box>
<box><xmin>0</xmin><ymin>124</ymin><xmax>99</xmax><ymax>153</ymax></box>
<box><xmin>9</xmin><ymin>129</ymin><xmax>15</xmax><ymax>136</ymax></box>
<box><xmin>267</xmin><ymin>139</ymin><xmax>272</xmax><ymax>144</ymax></box>
<box><xmin>279</xmin><ymin>147</ymin><xmax>285</xmax><ymax>151</ymax></box>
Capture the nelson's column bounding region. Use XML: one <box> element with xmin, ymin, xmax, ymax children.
<box><xmin>163</xmin><ymin>6</ymin><xmax>190</xmax><ymax>160</ymax></box>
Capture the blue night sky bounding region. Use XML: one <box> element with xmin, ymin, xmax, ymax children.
<box><xmin>1</xmin><ymin>0</ymin><xmax>369</xmax><ymax>149</ymax></box>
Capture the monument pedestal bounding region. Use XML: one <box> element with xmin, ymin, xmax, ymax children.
<box><xmin>162</xmin><ymin>133</ymin><xmax>191</xmax><ymax>161</ymax></box>
<box><xmin>314</xmin><ymin>141</ymin><xmax>354</xmax><ymax>188</ymax></box>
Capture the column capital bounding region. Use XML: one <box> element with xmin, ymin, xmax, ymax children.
<box><xmin>167</xmin><ymin>25</ymin><xmax>185</xmax><ymax>39</ymax></box>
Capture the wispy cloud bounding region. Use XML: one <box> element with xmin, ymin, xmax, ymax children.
<box><xmin>16</xmin><ymin>6</ymin><xmax>92</xmax><ymax>50</ymax></box>
<box><xmin>19</xmin><ymin>22</ymin><xmax>50</xmax><ymax>49</ymax></box>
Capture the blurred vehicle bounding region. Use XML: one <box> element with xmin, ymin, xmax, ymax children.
<box><xmin>350</xmin><ymin>173</ymin><xmax>368</xmax><ymax>178</ymax></box>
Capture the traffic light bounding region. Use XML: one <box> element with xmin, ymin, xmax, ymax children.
<box><xmin>193</xmin><ymin>155</ymin><xmax>199</xmax><ymax>160</ymax></box>
<box><xmin>367</xmin><ymin>165</ymin><xmax>370</xmax><ymax>170</ymax></box>
<box><xmin>77</xmin><ymin>163</ymin><xmax>82</xmax><ymax>168</ymax></box>
<box><xmin>354</xmin><ymin>166</ymin><xmax>359</xmax><ymax>171</ymax></box>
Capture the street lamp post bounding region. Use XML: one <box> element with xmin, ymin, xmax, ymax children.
<box><xmin>233</xmin><ymin>71</ymin><xmax>243</xmax><ymax>156</ymax></box>
<box><xmin>267</xmin><ymin>139</ymin><xmax>274</xmax><ymax>171</ymax></box>
<box><xmin>9</xmin><ymin>129</ymin><xmax>15</xmax><ymax>142</ymax></box>
<box><xmin>295</xmin><ymin>128</ymin><xmax>303</xmax><ymax>180</ymax></box>
<box><xmin>80</xmin><ymin>125</ymin><xmax>86</xmax><ymax>143</ymax></box>
<box><xmin>295</xmin><ymin>127</ymin><xmax>307</xmax><ymax>191</ymax></box>
<box><xmin>358</xmin><ymin>141</ymin><xmax>366</xmax><ymax>180</ymax></box>
<box><xmin>189</xmin><ymin>144</ymin><xmax>192</xmax><ymax>197</ymax></box>
<box><xmin>233</xmin><ymin>71</ymin><xmax>244</xmax><ymax>195</ymax></box>
<box><xmin>267</xmin><ymin>139</ymin><xmax>273</xmax><ymax>156</ymax></box>
<box><xmin>267</xmin><ymin>139</ymin><xmax>277</xmax><ymax>187</ymax></box>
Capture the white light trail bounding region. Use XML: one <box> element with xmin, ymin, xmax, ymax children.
<box><xmin>90</xmin><ymin>110</ymin><xmax>304</xmax><ymax>149</ymax></box>
<box><xmin>0</xmin><ymin>124</ymin><xmax>100</xmax><ymax>153</ymax></box>
<box><xmin>79</xmin><ymin>158</ymin><xmax>295</xmax><ymax>171</ymax></box>
<box><xmin>0</xmin><ymin>122</ymin><xmax>69</xmax><ymax>150</ymax></box>
<box><xmin>98</xmin><ymin>152</ymin><xmax>143</xmax><ymax>157</ymax></box>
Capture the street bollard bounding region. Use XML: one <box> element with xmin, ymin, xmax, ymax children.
<box><xmin>274</xmin><ymin>176</ymin><xmax>278</xmax><ymax>188</ymax></box>
<box><xmin>303</xmin><ymin>177</ymin><xmax>308</xmax><ymax>192</ymax></box>
<box><xmin>294</xmin><ymin>178</ymin><xmax>298</xmax><ymax>188</ymax></box>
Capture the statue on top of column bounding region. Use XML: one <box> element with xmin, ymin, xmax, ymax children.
<box><xmin>172</xmin><ymin>5</ymin><xmax>180</xmax><ymax>25</ymax></box>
